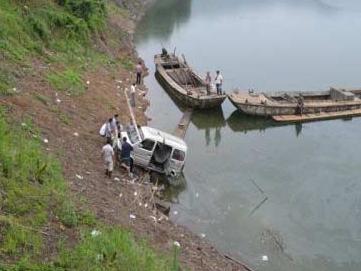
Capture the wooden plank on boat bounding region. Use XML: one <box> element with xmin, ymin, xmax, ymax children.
<box><xmin>174</xmin><ymin>108</ymin><xmax>193</xmax><ymax>139</ymax></box>
<box><xmin>272</xmin><ymin>108</ymin><xmax>361</xmax><ymax>122</ymax></box>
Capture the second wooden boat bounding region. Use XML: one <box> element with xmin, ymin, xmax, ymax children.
<box><xmin>154</xmin><ymin>51</ymin><xmax>226</xmax><ymax>109</ymax></box>
<box><xmin>228</xmin><ymin>88</ymin><xmax>361</xmax><ymax>121</ymax></box>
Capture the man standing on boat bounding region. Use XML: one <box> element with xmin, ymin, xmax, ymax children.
<box><xmin>215</xmin><ymin>70</ymin><xmax>223</xmax><ymax>95</ymax></box>
<box><xmin>205</xmin><ymin>71</ymin><xmax>212</xmax><ymax>95</ymax></box>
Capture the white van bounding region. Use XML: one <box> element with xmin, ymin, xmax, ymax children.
<box><xmin>120</xmin><ymin>126</ymin><xmax>187</xmax><ymax>177</ymax></box>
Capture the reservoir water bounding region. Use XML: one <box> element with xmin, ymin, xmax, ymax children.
<box><xmin>135</xmin><ymin>1</ymin><xmax>361</xmax><ymax>270</ymax></box>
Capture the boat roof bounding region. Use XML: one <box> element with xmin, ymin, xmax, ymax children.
<box><xmin>141</xmin><ymin>126</ymin><xmax>187</xmax><ymax>152</ymax></box>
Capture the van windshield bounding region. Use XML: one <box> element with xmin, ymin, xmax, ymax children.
<box><xmin>172</xmin><ymin>149</ymin><xmax>185</xmax><ymax>161</ymax></box>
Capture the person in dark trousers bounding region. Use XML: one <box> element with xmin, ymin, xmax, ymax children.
<box><xmin>135</xmin><ymin>61</ymin><xmax>143</xmax><ymax>85</ymax></box>
<box><xmin>120</xmin><ymin>137</ymin><xmax>134</xmax><ymax>177</ymax></box>
<box><xmin>214</xmin><ymin>70</ymin><xmax>223</xmax><ymax>95</ymax></box>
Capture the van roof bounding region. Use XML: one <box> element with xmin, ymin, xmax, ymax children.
<box><xmin>141</xmin><ymin>126</ymin><xmax>187</xmax><ymax>152</ymax></box>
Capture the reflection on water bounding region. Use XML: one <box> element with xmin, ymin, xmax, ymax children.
<box><xmin>135</xmin><ymin>0</ymin><xmax>361</xmax><ymax>270</ymax></box>
<box><xmin>136</xmin><ymin>0</ymin><xmax>191</xmax><ymax>42</ymax></box>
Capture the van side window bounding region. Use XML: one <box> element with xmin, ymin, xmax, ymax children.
<box><xmin>141</xmin><ymin>139</ymin><xmax>155</xmax><ymax>151</ymax></box>
<box><xmin>172</xmin><ymin>149</ymin><xmax>185</xmax><ymax>161</ymax></box>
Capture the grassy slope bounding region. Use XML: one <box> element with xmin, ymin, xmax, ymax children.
<box><xmin>0</xmin><ymin>0</ymin><xmax>133</xmax><ymax>96</ymax></box>
<box><xmin>0</xmin><ymin>0</ymin><xmax>178</xmax><ymax>270</ymax></box>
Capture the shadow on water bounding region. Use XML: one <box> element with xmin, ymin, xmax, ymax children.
<box><xmin>226</xmin><ymin>110</ymin><xmax>305</xmax><ymax>137</ymax></box>
<box><xmin>136</xmin><ymin>0</ymin><xmax>192</xmax><ymax>43</ymax></box>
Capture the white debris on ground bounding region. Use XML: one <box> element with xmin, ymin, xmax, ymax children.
<box><xmin>262</xmin><ymin>255</ymin><xmax>269</xmax><ymax>262</ymax></box>
<box><xmin>173</xmin><ymin>241</ymin><xmax>181</xmax><ymax>248</ymax></box>
<box><xmin>114</xmin><ymin>177</ymin><xmax>120</xmax><ymax>181</ymax></box>
<box><xmin>173</xmin><ymin>210</ymin><xmax>178</xmax><ymax>215</ymax></box>
<box><xmin>91</xmin><ymin>229</ymin><xmax>101</xmax><ymax>237</ymax></box>
<box><xmin>76</xmin><ymin>174</ymin><xmax>84</xmax><ymax>180</ymax></box>
<box><xmin>195</xmin><ymin>192</ymin><xmax>199</xmax><ymax>198</ymax></box>
<box><xmin>56</xmin><ymin>98</ymin><xmax>61</xmax><ymax>103</ymax></box>
<box><xmin>129</xmin><ymin>214</ymin><xmax>136</xmax><ymax>219</ymax></box>
<box><xmin>200</xmin><ymin>233</ymin><xmax>206</xmax><ymax>238</ymax></box>
<box><xmin>73</xmin><ymin>132</ymin><xmax>79</xmax><ymax>137</ymax></box>
<box><xmin>86</xmin><ymin>80</ymin><xmax>90</xmax><ymax>85</ymax></box>
<box><xmin>21</xmin><ymin>122</ymin><xmax>26</xmax><ymax>127</ymax></box>
<box><xmin>43</xmin><ymin>138</ymin><xmax>49</xmax><ymax>143</ymax></box>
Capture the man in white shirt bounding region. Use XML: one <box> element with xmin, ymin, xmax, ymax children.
<box><xmin>214</xmin><ymin>70</ymin><xmax>223</xmax><ymax>95</ymax></box>
<box><xmin>101</xmin><ymin>140</ymin><xmax>114</xmax><ymax>178</ymax></box>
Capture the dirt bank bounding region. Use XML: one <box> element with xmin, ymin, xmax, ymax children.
<box><xmin>0</xmin><ymin>1</ymin><xmax>248</xmax><ymax>270</ymax></box>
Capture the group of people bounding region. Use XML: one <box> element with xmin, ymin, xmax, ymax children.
<box><xmin>101</xmin><ymin>115</ymin><xmax>134</xmax><ymax>178</ymax></box>
<box><xmin>205</xmin><ymin>70</ymin><xmax>224</xmax><ymax>95</ymax></box>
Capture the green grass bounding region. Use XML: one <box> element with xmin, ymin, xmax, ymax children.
<box><xmin>0</xmin><ymin>109</ymin><xmax>180</xmax><ymax>270</ymax></box>
<box><xmin>47</xmin><ymin>69</ymin><xmax>85</xmax><ymax>95</ymax></box>
<box><xmin>0</xmin><ymin>0</ymin><xmax>114</xmax><ymax>95</ymax></box>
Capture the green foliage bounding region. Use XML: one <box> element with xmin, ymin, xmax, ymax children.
<box><xmin>57</xmin><ymin>0</ymin><xmax>107</xmax><ymax>30</ymax></box>
<box><xmin>57</xmin><ymin>227</ymin><xmax>174</xmax><ymax>271</ymax></box>
<box><xmin>47</xmin><ymin>69</ymin><xmax>85</xmax><ymax>95</ymax></box>
<box><xmin>119</xmin><ymin>56</ymin><xmax>135</xmax><ymax>71</ymax></box>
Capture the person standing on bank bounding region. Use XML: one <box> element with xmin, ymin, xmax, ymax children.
<box><xmin>101</xmin><ymin>139</ymin><xmax>114</xmax><ymax>178</ymax></box>
<box><xmin>215</xmin><ymin>70</ymin><xmax>223</xmax><ymax>95</ymax></box>
<box><xmin>130</xmin><ymin>83</ymin><xmax>136</xmax><ymax>107</ymax></box>
<box><xmin>121</xmin><ymin>137</ymin><xmax>134</xmax><ymax>177</ymax></box>
<box><xmin>105</xmin><ymin>118</ymin><xmax>113</xmax><ymax>143</ymax></box>
<box><xmin>135</xmin><ymin>61</ymin><xmax>143</xmax><ymax>85</ymax></box>
<box><xmin>205</xmin><ymin>71</ymin><xmax>212</xmax><ymax>95</ymax></box>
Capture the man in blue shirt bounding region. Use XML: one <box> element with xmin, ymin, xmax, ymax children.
<box><xmin>121</xmin><ymin>137</ymin><xmax>133</xmax><ymax>176</ymax></box>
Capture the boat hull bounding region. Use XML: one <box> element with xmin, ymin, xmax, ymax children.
<box><xmin>228</xmin><ymin>92</ymin><xmax>361</xmax><ymax>117</ymax></box>
<box><xmin>154</xmin><ymin>55</ymin><xmax>226</xmax><ymax>109</ymax></box>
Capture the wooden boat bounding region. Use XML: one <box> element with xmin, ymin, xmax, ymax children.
<box><xmin>228</xmin><ymin>88</ymin><xmax>361</xmax><ymax>122</ymax></box>
<box><xmin>154</xmin><ymin>52</ymin><xmax>226</xmax><ymax>109</ymax></box>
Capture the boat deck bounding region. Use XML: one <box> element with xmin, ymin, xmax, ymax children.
<box><xmin>272</xmin><ymin>108</ymin><xmax>361</xmax><ymax>122</ymax></box>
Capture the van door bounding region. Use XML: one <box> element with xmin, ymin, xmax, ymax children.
<box><xmin>132</xmin><ymin>139</ymin><xmax>155</xmax><ymax>167</ymax></box>
<box><xmin>165</xmin><ymin>148</ymin><xmax>186</xmax><ymax>176</ymax></box>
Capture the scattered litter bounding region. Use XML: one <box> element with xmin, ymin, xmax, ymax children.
<box><xmin>116</xmin><ymin>80</ymin><xmax>122</xmax><ymax>84</ymax></box>
<box><xmin>119</xmin><ymin>193</ymin><xmax>123</xmax><ymax>198</ymax></box>
<box><xmin>76</xmin><ymin>174</ymin><xmax>83</xmax><ymax>180</ymax></box>
<box><xmin>144</xmin><ymin>203</ymin><xmax>148</xmax><ymax>208</ymax></box>
<box><xmin>86</xmin><ymin>80</ymin><xmax>90</xmax><ymax>85</ymax></box>
<box><xmin>13</xmin><ymin>88</ymin><xmax>17</xmax><ymax>92</ymax></box>
<box><xmin>200</xmin><ymin>233</ymin><xmax>206</xmax><ymax>238</ymax></box>
<box><xmin>134</xmin><ymin>191</ymin><xmax>138</xmax><ymax>196</ymax></box>
<box><xmin>138</xmin><ymin>106</ymin><xmax>142</xmax><ymax>109</ymax></box>
<box><xmin>43</xmin><ymin>138</ymin><xmax>48</xmax><ymax>143</ymax></box>
<box><xmin>114</xmin><ymin>177</ymin><xmax>120</xmax><ymax>181</ymax></box>
<box><xmin>55</xmin><ymin>92</ymin><xmax>58</xmax><ymax>97</ymax></box>
<box><xmin>173</xmin><ymin>210</ymin><xmax>178</xmax><ymax>215</ymax></box>
<box><xmin>149</xmin><ymin>215</ymin><xmax>157</xmax><ymax>222</ymax></box>
<box><xmin>262</xmin><ymin>255</ymin><xmax>269</xmax><ymax>262</ymax></box>
<box><xmin>91</xmin><ymin>229</ymin><xmax>101</xmax><ymax>237</ymax></box>
<box><xmin>86</xmin><ymin>171</ymin><xmax>91</xmax><ymax>175</ymax></box>
<box><xmin>173</xmin><ymin>241</ymin><xmax>181</xmax><ymax>248</ymax></box>
<box><xmin>21</xmin><ymin>122</ymin><xmax>26</xmax><ymax>127</ymax></box>
<box><xmin>138</xmin><ymin>202</ymin><xmax>142</xmax><ymax>206</ymax></box>
<box><xmin>129</xmin><ymin>214</ymin><xmax>136</xmax><ymax>219</ymax></box>
<box><xmin>195</xmin><ymin>192</ymin><xmax>199</xmax><ymax>198</ymax></box>
<box><xmin>117</xmin><ymin>85</ymin><xmax>120</xmax><ymax>89</ymax></box>
<box><xmin>56</xmin><ymin>98</ymin><xmax>61</xmax><ymax>103</ymax></box>
<box><xmin>46</xmin><ymin>148</ymin><xmax>50</xmax><ymax>151</ymax></box>
<box><xmin>73</xmin><ymin>132</ymin><xmax>79</xmax><ymax>137</ymax></box>
<box><xmin>96</xmin><ymin>254</ymin><xmax>103</xmax><ymax>261</ymax></box>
